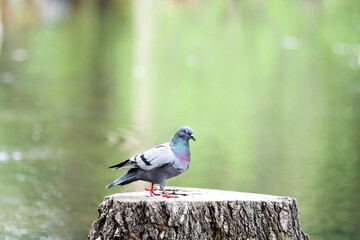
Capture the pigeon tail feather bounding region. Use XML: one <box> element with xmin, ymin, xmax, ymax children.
<box><xmin>108</xmin><ymin>159</ymin><xmax>131</xmax><ymax>169</ymax></box>
<box><xmin>105</xmin><ymin>168</ymin><xmax>139</xmax><ymax>189</ymax></box>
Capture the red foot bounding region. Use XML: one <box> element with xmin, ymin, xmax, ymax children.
<box><xmin>145</xmin><ymin>183</ymin><xmax>160</xmax><ymax>196</ymax></box>
<box><xmin>162</xmin><ymin>190</ymin><xmax>178</xmax><ymax>198</ymax></box>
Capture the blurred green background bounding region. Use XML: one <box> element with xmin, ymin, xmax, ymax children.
<box><xmin>0</xmin><ymin>0</ymin><xmax>360</xmax><ymax>239</ymax></box>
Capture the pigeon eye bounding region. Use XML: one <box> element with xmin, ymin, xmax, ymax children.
<box><xmin>184</xmin><ymin>130</ymin><xmax>188</xmax><ymax>134</ymax></box>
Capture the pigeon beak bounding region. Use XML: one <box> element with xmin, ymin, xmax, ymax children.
<box><xmin>190</xmin><ymin>135</ymin><xmax>196</xmax><ymax>141</ymax></box>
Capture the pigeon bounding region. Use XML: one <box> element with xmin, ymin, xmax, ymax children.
<box><xmin>106</xmin><ymin>126</ymin><xmax>196</xmax><ymax>198</ymax></box>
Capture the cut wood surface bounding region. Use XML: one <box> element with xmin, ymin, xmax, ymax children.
<box><xmin>88</xmin><ymin>187</ymin><xmax>309</xmax><ymax>240</ymax></box>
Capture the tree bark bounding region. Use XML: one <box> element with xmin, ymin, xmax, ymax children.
<box><xmin>88</xmin><ymin>187</ymin><xmax>309</xmax><ymax>240</ymax></box>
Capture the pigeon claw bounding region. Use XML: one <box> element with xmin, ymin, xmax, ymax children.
<box><xmin>146</xmin><ymin>188</ymin><xmax>160</xmax><ymax>196</ymax></box>
<box><xmin>146</xmin><ymin>183</ymin><xmax>160</xmax><ymax>196</ymax></box>
<box><xmin>162</xmin><ymin>190</ymin><xmax>178</xmax><ymax>198</ymax></box>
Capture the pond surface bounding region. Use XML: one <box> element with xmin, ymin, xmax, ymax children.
<box><xmin>0</xmin><ymin>1</ymin><xmax>359</xmax><ymax>239</ymax></box>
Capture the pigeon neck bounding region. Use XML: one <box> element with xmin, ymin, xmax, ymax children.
<box><xmin>170</xmin><ymin>137</ymin><xmax>190</xmax><ymax>161</ymax></box>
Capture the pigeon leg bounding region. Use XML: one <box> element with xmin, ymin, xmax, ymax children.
<box><xmin>159</xmin><ymin>181</ymin><xmax>178</xmax><ymax>198</ymax></box>
<box><xmin>162</xmin><ymin>189</ymin><xmax>178</xmax><ymax>198</ymax></box>
<box><xmin>145</xmin><ymin>183</ymin><xmax>160</xmax><ymax>196</ymax></box>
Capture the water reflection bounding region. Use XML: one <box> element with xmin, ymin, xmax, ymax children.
<box><xmin>0</xmin><ymin>1</ymin><xmax>359</xmax><ymax>239</ymax></box>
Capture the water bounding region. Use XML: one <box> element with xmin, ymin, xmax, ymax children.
<box><xmin>0</xmin><ymin>1</ymin><xmax>359</xmax><ymax>239</ymax></box>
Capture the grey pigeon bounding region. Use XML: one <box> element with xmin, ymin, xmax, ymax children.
<box><xmin>106</xmin><ymin>126</ymin><xmax>196</xmax><ymax>198</ymax></box>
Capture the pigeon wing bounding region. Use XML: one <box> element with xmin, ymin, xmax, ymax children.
<box><xmin>128</xmin><ymin>143</ymin><xmax>174</xmax><ymax>171</ymax></box>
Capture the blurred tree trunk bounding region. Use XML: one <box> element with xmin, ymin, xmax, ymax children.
<box><xmin>132</xmin><ymin>0</ymin><xmax>154</xmax><ymax>132</ymax></box>
<box><xmin>131</xmin><ymin>0</ymin><xmax>155</xmax><ymax>191</ymax></box>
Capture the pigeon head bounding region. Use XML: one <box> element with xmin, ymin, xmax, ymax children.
<box><xmin>173</xmin><ymin>126</ymin><xmax>196</xmax><ymax>142</ymax></box>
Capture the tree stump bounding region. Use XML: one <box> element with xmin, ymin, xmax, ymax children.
<box><xmin>88</xmin><ymin>187</ymin><xmax>309</xmax><ymax>240</ymax></box>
